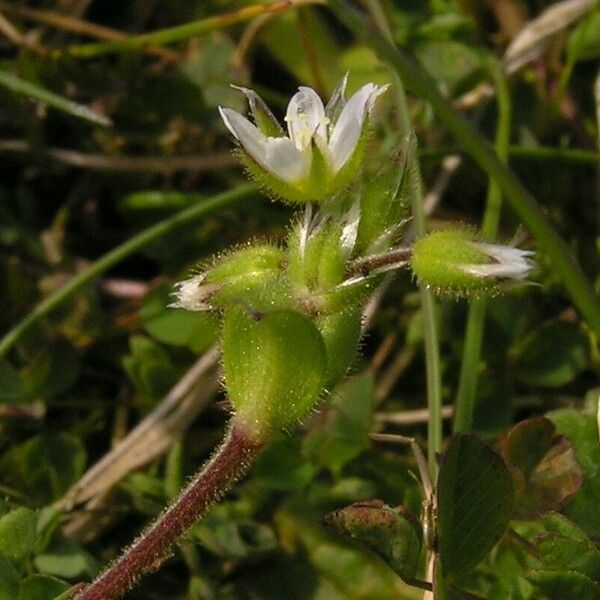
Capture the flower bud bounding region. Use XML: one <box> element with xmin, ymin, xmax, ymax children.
<box><xmin>172</xmin><ymin>245</ymin><xmax>290</xmax><ymax>313</ymax></box>
<box><xmin>411</xmin><ymin>229</ymin><xmax>534</xmax><ymax>297</ymax></box>
<box><xmin>221</xmin><ymin>306</ymin><xmax>327</xmax><ymax>439</ymax></box>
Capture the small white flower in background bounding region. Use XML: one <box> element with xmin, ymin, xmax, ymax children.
<box><xmin>219</xmin><ymin>75</ymin><xmax>388</xmax><ymax>203</ymax></box>
<box><xmin>460</xmin><ymin>243</ymin><xmax>535</xmax><ymax>280</ymax></box>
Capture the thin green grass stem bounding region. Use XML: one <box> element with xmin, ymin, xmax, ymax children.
<box><xmin>366</xmin><ymin>0</ymin><xmax>442</xmax><ymax>478</ymax></box>
<box><xmin>0</xmin><ymin>70</ymin><xmax>111</xmax><ymax>126</ymax></box>
<box><xmin>454</xmin><ymin>68</ymin><xmax>511</xmax><ymax>433</ymax></box>
<box><xmin>419</xmin><ymin>145</ymin><xmax>600</xmax><ymax>167</ymax></box>
<box><xmin>328</xmin><ymin>0</ymin><xmax>600</xmax><ymax>335</ymax></box>
<box><xmin>60</xmin><ymin>2</ymin><xmax>298</xmax><ymax>58</ymax></box>
<box><xmin>0</xmin><ymin>184</ymin><xmax>257</xmax><ymax>357</ymax></box>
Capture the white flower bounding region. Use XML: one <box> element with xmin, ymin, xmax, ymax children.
<box><xmin>460</xmin><ymin>243</ymin><xmax>535</xmax><ymax>280</ymax></box>
<box><xmin>218</xmin><ymin>76</ymin><xmax>388</xmax><ymax>202</ymax></box>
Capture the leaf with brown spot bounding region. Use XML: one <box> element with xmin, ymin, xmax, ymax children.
<box><xmin>501</xmin><ymin>417</ymin><xmax>583</xmax><ymax>520</ymax></box>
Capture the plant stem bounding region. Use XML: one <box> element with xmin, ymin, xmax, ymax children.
<box><xmin>60</xmin><ymin>1</ymin><xmax>307</xmax><ymax>58</ymax></box>
<box><xmin>454</xmin><ymin>67</ymin><xmax>511</xmax><ymax>433</ymax></box>
<box><xmin>328</xmin><ymin>0</ymin><xmax>600</xmax><ymax>335</ymax></box>
<box><xmin>74</xmin><ymin>421</ymin><xmax>265</xmax><ymax>600</ymax></box>
<box><xmin>408</xmin><ymin>137</ymin><xmax>443</xmax><ymax>479</ymax></box>
<box><xmin>0</xmin><ymin>70</ymin><xmax>111</xmax><ymax>126</ymax></box>
<box><xmin>419</xmin><ymin>145</ymin><xmax>600</xmax><ymax>166</ymax></box>
<box><xmin>0</xmin><ymin>184</ymin><xmax>257</xmax><ymax>358</ymax></box>
<box><xmin>365</xmin><ymin>0</ymin><xmax>442</xmax><ymax>478</ymax></box>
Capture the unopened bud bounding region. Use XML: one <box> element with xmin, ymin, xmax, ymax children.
<box><xmin>171</xmin><ymin>245</ymin><xmax>288</xmax><ymax>313</ymax></box>
<box><xmin>411</xmin><ymin>229</ymin><xmax>534</xmax><ymax>297</ymax></box>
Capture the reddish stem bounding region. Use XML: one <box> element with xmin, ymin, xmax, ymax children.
<box><xmin>74</xmin><ymin>422</ymin><xmax>264</xmax><ymax>600</ymax></box>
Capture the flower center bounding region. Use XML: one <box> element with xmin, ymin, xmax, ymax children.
<box><xmin>285</xmin><ymin>113</ymin><xmax>330</xmax><ymax>151</ymax></box>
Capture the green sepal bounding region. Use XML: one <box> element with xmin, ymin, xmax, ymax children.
<box><xmin>306</xmin><ymin>139</ymin><xmax>331</xmax><ymax>197</ymax></box>
<box><xmin>411</xmin><ymin>229</ymin><xmax>497</xmax><ymax>297</ymax></box>
<box><xmin>211</xmin><ymin>271</ymin><xmax>292</xmax><ymax>313</ymax></box>
<box><xmin>205</xmin><ymin>244</ymin><xmax>283</xmax><ymax>283</ymax></box>
<box><xmin>222</xmin><ymin>306</ymin><xmax>327</xmax><ymax>439</ymax></box>
<box><xmin>355</xmin><ymin>142</ymin><xmax>409</xmax><ymax>255</ymax></box>
<box><xmin>286</xmin><ymin>222</ymin><xmax>347</xmax><ymax>296</ymax></box>
<box><xmin>320</xmin><ymin>275</ymin><xmax>377</xmax><ymax>314</ymax></box>
<box><xmin>238</xmin><ymin>151</ymin><xmax>314</xmax><ymax>205</ymax></box>
<box><xmin>232</xmin><ymin>86</ymin><xmax>284</xmax><ymax>137</ymax></box>
<box><xmin>317</xmin><ymin>226</ymin><xmax>347</xmax><ymax>290</ymax></box>
<box><xmin>205</xmin><ymin>245</ymin><xmax>292</xmax><ymax>312</ymax></box>
<box><xmin>317</xmin><ymin>305</ymin><xmax>362</xmax><ymax>388</ymax></box>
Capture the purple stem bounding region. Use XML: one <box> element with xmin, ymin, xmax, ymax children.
<box><xmin>74</xmin><ymin>421</ymin><xmax>265</xmax><ymax>600</ymax></box>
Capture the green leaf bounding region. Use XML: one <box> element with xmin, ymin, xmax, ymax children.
<box><xmin>0</xmin><ymin>508</ymin><xmax>36</xmax><ymax>564</ymax></box>
<box><xmin>437</xmin><ymin>434</ymin><xmax>514</xmax><ymax>582</ymax></box>
<box><xmin>541</xmin><ymin>512</ymin><xmax>589</xmax><ymax>542</ymax></box>
<box><xmin>140</xmin><ymin>284</ymin><xmax>218</xmax><ymax>352</ymax></box>
<box><xmin>18</xmin><ymin>575</ymin><xmax>69</xmax><ymax>600</ymax></box>
<box><xmin>527</xmin><ymin>569</ymin><xmax>600</xmax><ymax>600</ymax></box>
<box><xmin>1</xmin><ymin>433</ymin><xmax>87</xmax><ymax>504</ymax></box>
<box><xmin>191</xmin><ymin>517</ymin><xmax>277</xmax><ymax>559</ymax></box>
<box><xmin>501</xmin><ymin>417</ymin><xmax>582</xmax><ymax>519</ymax></box>
<box><xmin>0</xmin><ymin>551</ymin><xmax>19</xmax><ymax>600</ymax></box>
<box><xmin>415</xmin><ymin>40</ymin><xmax>485</xmax><ymax>96</ymax></box>
<box><xmin>0</xmin><ymin>359</ymin><xmax>26</xmax><ymax>404</ymax></box>
<box><xmin>122</xmin><ymin>336</ymin><xmax>179</xmax><ymax>409</ymax></box>
<box><xmin>253</xmin><ymin>437</ymin><xmax>317</xmax><ymax>491</ymax></box>
<box><xmin>547</xmin><ymin>409</ymin><xmax>600</xmax><ymax>537</ymax></box>
<box><xmin>514</xmin><ymin>322</ymin><xmax>588</xmax><ymax>387</ymax></box>
<box><xmin>324</xmin><ymin>500</ymin><xmax>422</xmax><ymax>582</ymax></box>
<box><xmin>0</xmin><ymin>70</ymin><xmax>111</xmax><ymax>126</ymax></box>
<box><xmin>275</xmin><ymin>507</ymin><xmax>423</xmax><ymax>600</ymax></box>
<box><xmin>34</xmin><ymin>537</ymin><xmax>97</xmax><ymax>579</ymax></box>
<box><xmin>302</xmin><ymin>374</ymin><xmax>375</xmax><ymax>475</ymax></box>
<box><xmin>21</xmin><ymin>341</ymin><xmax>80</xmax><ymax>400</ymax></box>
<box><xmin>535</xmin><ymin>534</ymin><xmax>600</xmax><ymax>583</ymax></box>
<box><xmin>180</xmin><ymin>33</ymin><xmax>241</xmax><ymax>109</ymax></box>
<box><xmin>260</xmin><ymin>9</ymin><xmax>343</xmax><ymax>91</ymax></box>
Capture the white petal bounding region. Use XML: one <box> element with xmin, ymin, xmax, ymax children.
<box><xmin>328</xmin><ymin>83</ymin><xmax>388</xmax><ymax>173</ymax></box>
<box><xmin>170</xmin><ymin>275</ymin><xmax>219</xmax><ymax>311</ymax></box>
<box><xmin>463</xmin><ymin>243</ymin><xmax>535</xmax><ymax>279</ymax></box>
<box><xmin>285</xmin><ymin>86</ymin><xmax>327</xmax><ymax>151</ymax></box>
<box><xmin>220</xmin><ymin>107</ymin><xmax>305</xmax><ymax>183</ymax></box>
<box><xmin>219</xmin><ymin>106</ymin><xmax>268</xmax><ymax>154</ymax></box>
<box><xmin>263</xmin><ymin>136</ymin><xmax>308</xmax><ymax>183</ymax></box>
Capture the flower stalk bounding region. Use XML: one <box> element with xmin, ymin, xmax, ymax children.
<box><xmin>73</xmin><ymin>421</ymin><xmax>265</xmax><ymax>600</ymax></box>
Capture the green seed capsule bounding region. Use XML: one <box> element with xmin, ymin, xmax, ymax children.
<box><xmin>221</xmin><ymin>306</ymin><xmax>327</xmax><ymax>440</ymax></box>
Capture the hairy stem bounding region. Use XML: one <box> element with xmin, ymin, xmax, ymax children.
<box><xmin>74</xmin><ymin>421</ymin><xmax>265</xmax><ymax>600</ymax></box>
